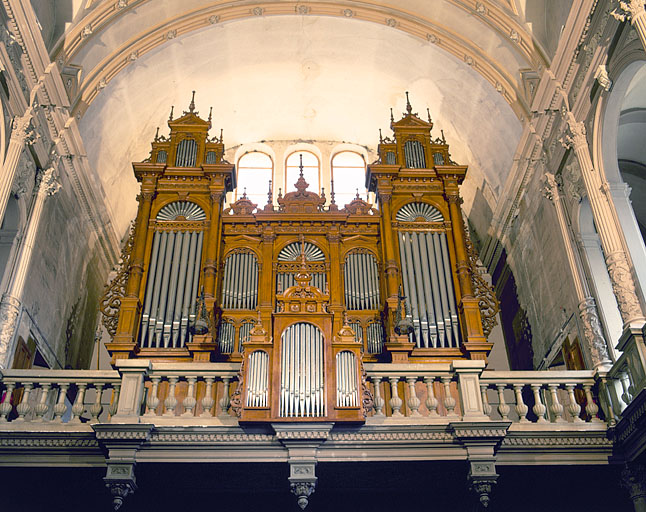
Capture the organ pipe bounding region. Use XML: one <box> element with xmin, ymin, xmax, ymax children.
<box><xmin>344</xmin><ymin>253</ymin><xmax>380</xmax><ymax>310</ymax></box>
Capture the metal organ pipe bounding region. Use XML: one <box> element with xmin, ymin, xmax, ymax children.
<box><xmin>336</xmin><ymin>351</ymin><xmax>358</xmax><ymax>407</ymax></box>
<box><xmin>139</xmin><ymin>232</ymin><xmax>161</xmax><ymax>347</ymax></box>
<box><xmin>246</xmin><ymin>351</ymin><xmax>269</xmax><ymax>407</ymax></box>
<box><xmin>280</xmin><ymin>323</ymin><xmax>324</xmax><ymax>417</ymax></box>
<box><xmin>439</xmin><ymin>234</ymin><xmax>460</xmax><ymax>343</ymax></box>
<box><xmin>164</xmin><ymin>231</ymin><xmax>184</xmax><ymax>347</ymax></box>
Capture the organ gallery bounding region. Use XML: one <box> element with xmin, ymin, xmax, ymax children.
<box><xmin>101</xmin><ymin>93</ymin><xmax>498</xmax><ymax>423</ymax></box>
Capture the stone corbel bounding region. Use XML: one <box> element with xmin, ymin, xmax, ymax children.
<box><xmin>450</xmin><ymin>421</ymin><xmax>510</xmax><ymax>508</ymax></box>
<box><xmin>621</xmin><ymin>462</ymin><xmax>646</xmax><ymax>512</ymax></box>
<box><xmin>273</xmin><ymin>423</ymin><xmax>333</xmax><ymax>509</ymax></box>
<box><xmin>93</xmin><ymin>423</ymin><xmax>154</xmax><ymax>511</ymax></box>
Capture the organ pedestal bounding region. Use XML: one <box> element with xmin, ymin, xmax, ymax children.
<box><xmin>102</xmin><ymin>93</ymin><xmax>495</xmax><ymax>424</ymax></box>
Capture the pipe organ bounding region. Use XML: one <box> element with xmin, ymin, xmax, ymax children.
<box><xmin>103</xmin><ymin>92</ymin><xmax>496</xmax><ymax>424</ymax></box>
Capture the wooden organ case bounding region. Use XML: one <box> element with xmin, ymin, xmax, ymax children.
<box><xmin>103</xmin><ymin>93</ymin><xmax>495</xmax><ymax>425</ymax></box>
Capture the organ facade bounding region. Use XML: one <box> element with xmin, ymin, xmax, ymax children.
<box><xmin>101</xmin><ymin>93</ymin><xmax>497</xmax><ymax>424</ymax></box>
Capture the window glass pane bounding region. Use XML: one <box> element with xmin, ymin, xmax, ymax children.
<box><xmin>332</xmin><ymin>152</ymin><xmax>366</xmax><ymax>207</ymax></box>
<box><xmin>286</xmin><ymin>151</ymin><xmax>320</xmax><ymax>193</ymax></box>
<box><xmin>237</xmin><ymin>152</ymin><xmax>273</xmax><ymax>208</ymax></box>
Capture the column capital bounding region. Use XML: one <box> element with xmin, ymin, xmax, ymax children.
<box><xmin>621</xmin><ymin>462</ymin><xmax>646</xmax><ymax>504</ymax></box>
<box><xmin>38</xmin><ymin>167</ymin><xmax>61</xmax><ymax>196</ymax></box>
<box><xmin>10</xmin><ymin>111</ymin><xmax>33</xmax><ymax>144</ymax></box>
<box><xmin>541</xmin><ymin>172</ymin><xmax>560</xmax><ymax>203</ymax></box>
<box><xmin>612</xmin><ymin>0</ymin><xmax>646</xmax><ymax>22</ymax></box>
<box><xmin>562</xmin><ymin>111</ymin><xmax>588</xmax><ymax>150</ymax></box>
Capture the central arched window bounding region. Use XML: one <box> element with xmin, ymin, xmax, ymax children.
<box><xmin>236</xmin><ymin>152</ymin><xmax>273</xmax><ymax>207</ymax></box>
<box><xmin>285</xmin><ymin>151</ymin><xmax>320</xmax><ymax>193</ymax></box>
<box><xmin>331</xmin><ymin>151</ymin><xmax>367</xmax><ymax>207</ymax></box>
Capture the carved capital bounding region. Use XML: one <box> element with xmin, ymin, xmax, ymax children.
<box><xmin>445</xmin><ymin>193</ymin><xmax>463</xmax><ymax>205</ymax></box>
<box><xmin>377</xmin><ymin>192</ymin><xmax>391</xmax><ymax>204</ymax></box>
<box><xmin>606</xmin><ymin>251</ymin><xmax>644</xmax><ymax>322</ymax></box>
<box><xmin>621</xmin><ymin>463</ymin><xmax>646</xmax><ymax>504</ymax></box>
<box><xmin>564</xmin><ymin>112</ymin><xmax>588</xmax><ymax>150</ymax></box>
<box><xmin>578</xmin><ymin>297</ymin><xmax>610</xmax><ymax>367</ymax></box>
<box><xmin>38</xmin><ymin>167</ymin><xmax>61</xmax><ymax>196</ymax></box>
<box><xmin>10</xmin><ymin>112</ymin><xmax>33</xmax><ymax>144</ymax></box>
<box><xmin>612</xmin><ymin>1</ymin><xmax>646</xmax><ymax>22</ymax></box>
<box><xmin>541</xmin><ymin>172</ymin><xmax>559</xmax><ymax>202</ymax></box>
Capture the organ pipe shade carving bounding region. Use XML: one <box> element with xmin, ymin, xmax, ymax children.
<box><xmin>175</xmin><ymin>138</ymin><xmax>197</xmax><ymax>167</ymax></box>
<box><xmin>138</xmin><ymin>229</ymin><xmax>204</xmax><ymax>348</ymax></box>
<box><xmin>246</xmin><ymin>350</ymin><xmax>269</xmax><ymax>407</ymax></box>
<box><xmin>404</xmin><ymin>140</ymin><xmax>426</xmax><ymax>168</ymax></box>
<box><xmin>336</xmin><ymin>351</ymin><xmax>359</xmax><ymax>407</ymax></box>
<box><xmin>156</xmin><ymin>201</ymin><xmax>206</xmax><ymax>221</ymax></box>
<box><xmin>277</xmin><ymin>272</ymin><xmax>326</xmax><ymax>294</ymax></box>
<box><xmin>156</xmin><ymin>150</ymin><xmax>167</xmax><ymax>164</ymax></box>
<box><xmin>396</xmin><ymin>202</ymin><xmax>443</xmax><ymax>223</ymax></box>
<box><xmin>221</xmin><ymin>251</ymin><xmax>259</xmax><ymax>309</ymax></box>
<box><xmin>277</xmin><ymin>242</ymin><xmax>325</xmax><ymax>261</ymax></box>
<box><xmin>398</xmin><ymin>231</ymin><xmax>460</xmax><ymax>348</ymax></box>
<box><xmin>344</xmin><ymin>252</ymin><xmax>380</xmax><ymax>310</ymax></box>
<box><xmin>218</xmin><ymin>319</ymin><xmax>235</xmax><ymax>353</ymax></box>
<box><xmin>279</xmin><ymin>322</ymin><xmax>325</xmax><ymax>417</ymax></box>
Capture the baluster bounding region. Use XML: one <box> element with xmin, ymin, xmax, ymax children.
<box><xmin>496</xmin><ymin>384</ymin><xmax>510</xmax><ymax>420</ymax></box>
<box><xmin>620</xmin><ymin>372</ymin><xmax>633</xmax><ymax>405</ymax></box>
<box><xmin>89</xmin><ymin>384</ymin><xmax>104</xmax><ymax>423</ymax></box>
<box><xmin>0</xmin><ymin>383</ymin><xmax>15</xmax><ymax>421</ymax></box>
<box><xmin>583</xmin><ymin>384</ymin><xmax>601</xmax><ymax>423</ymax></box>
<box><xmin>531</xmin><ymin>384</ymin><xmax>547</xmax><ymax>423</ymax></box>
<box><xmin>163</xmin><ymin>377</ymin><xmax>178</xmax><ymax>417</ymax></box>
<box><xmin>201</xmin><ymin>377</ymin><xmax>215</xmax><ymax>417</ymax></box>
<box><xmin>182</xmin><ymin>377</ymin><xmax>197</xmax><ymax>418</ymax></box>
<box><xmin>424</xmin><ymin>377</ymin><xmax>439</xmax><ymax>417</ymax></box>
<box><xmin>109</xmin><ymin>384</ymin><xmax>121</xmax><ymax>418</ymax></box>
<box><xmin>441</xmin><ymin>377</ymin><xmax>457</xmax><ymax>417</ymax></box>
<box><xmin>599</xmin><ymin>376</ymin><xmax>617</xmax><ymax>427</ymax></box>
<box><xmin>70</xmin><ymin>383</ymin><xmax>87</xmax><ymax>423</ymax></box>
<box><xmin>372</xmin><ymin>377</ymin><xmax>385</xmax><ymax>417</ymax></box>
<box><xmin>513</xmin><ymin>385</ymin><xmax>528</xmax><ymax>423</ymax></box>
<box><xmin>480</xmin><ymin>384</ymin><xmax>492</xmax><ymax>417</ymax></box>
<box><xmin>389</xmin><ymin>377</ymin><xmax>403</xmax><ymax>417</ymax></box>
<box><xmin>145</xmin><ymin>377</ymin><xmax>161</xmax><ymax>416</ymax></box>
<box><xmin>53</xmin><ymin>383</ymin><xmax>70</xmax><ymax>422</ymax></box>
<box><xmin>565</xmin><ymin>384</ymin><xmax>582</xmax><ymax>422</ymax></box>
<box><xmin>34</xmin><ymin>384</ymin><xmax>51</xmax><ymax>422</ymax></box>
<box><xmin>15</xmin><ymin>383</ymin><xmax>33</xmax><ymax>422</ymax></box>
<box><xmin>547</xmin><ymin>384</ymin><xmax>565</xmax><ymax>423</ymax></box>
<box><xmin>406</xmin><ymin>378</ymin><xmax>421</xmax><ymax>417</ymax></box>
<box><xmin>218</xmin><ymin>377</ymin><xmax>231</xmax><ymax>418</ymax></box>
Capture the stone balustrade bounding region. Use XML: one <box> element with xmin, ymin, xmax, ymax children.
<box><xmin>1</xmin><ymin>356</ymin><xmax>645</xmax><ymax>429</ymax></box>
<box><xmin>0</xmin><ymin>369</ymin><xmax>120</xmax><ymax>425</ymax></box>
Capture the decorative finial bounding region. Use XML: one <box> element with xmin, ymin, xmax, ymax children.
<box><xmin>267</xmin><ymin>179</ymin><xmax>272</xmax><ymax>203</ymax></box>
<box><xmin>189</xmin><ymin>90</ymin><xmax>196</xmax><ymax>113</ymax></box>
<box><xmin>208</xmin><ymin>106</ymin><xmax>212</xmax><ymax>126</ymax></box>
<box><xmin>154</xmin><ymin>126</ymin><xmax>160</xmax><ymax>141</ymax></box>
<box><xmin>405</xmin><ymin>91</ymin><xmax>412</xmax><ymax>114</ymax></box>
<box><xmin>441</xmin><ymin>129</ymin><xmax>446</xmax><ymax>143</ymax></box>
<box><xmin>169</xmin><ymin>105</ymin><xmax>174</xmax><ymax>121</ymax></box>
<box><xmin>220</xmin><ymin>128</ymin><xmax>223</xmax><ymax>143</ymax></box>
<box><xmin>427</xmin><ymin>108</ymin><xmax>432</xmax><ymax>124</ymax></box>
<box><xmin>330</xmin><ymin>179</ymin><xmax>336</xmax><ymax>205</ymax></box>
<box><xmin>390</xmin><ymin>108</ymin><xmax>394</xmax><ymax>124</ymax></box>
<box><xmin>379</xmin><ymin>128</ymin><xmax>383</xmax><ymax>143</ymax></box>
<box><xmin>299</xmin><ymin>153</ymin><xmax>304</xmax><ymax>178</ymax></box>
<box><xmin>355</xmin><ymin>188</ymin><xmax>360</xmax><ymax>200</ymax></box>
<box><xmin>242</xmin><ymin>187</ymin><xmax>248</xmax><ymax>199</ymax></box>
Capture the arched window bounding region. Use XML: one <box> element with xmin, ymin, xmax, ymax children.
<box><xmin>331</xmin><ymin>152</ymin><xmax>366</xmax><ymax>207</ymax></box>
<box><xmin>285</xmin><ymin>151</ymin><xmax>319</xmax><ymax>193</ymax></box>
<box><xmin>236</xmin><ymin>152</ymin><xmax>273</xmax><ymax>207</ymax></box>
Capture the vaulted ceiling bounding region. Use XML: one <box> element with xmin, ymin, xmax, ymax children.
<box><xmin>29</xmin><ymin>0</ymin><xmax>574</xmax><ymax>237</ymax></box>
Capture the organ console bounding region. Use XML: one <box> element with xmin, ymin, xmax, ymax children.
<box><xmin>101</xmin><ymin>91</ymin><xmax>497</xmax><ymax>423</ymax></box>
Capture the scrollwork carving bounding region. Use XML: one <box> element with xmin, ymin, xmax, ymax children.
<box><xmin>463</xmin><ymin>222</ymin><xmax>499</xmax><ymax>336</ymax></box>
<box><xmin>606</xmin><ymin>250</ymin><xmax>644</xmax><ymax>322</ymax></box>
<box><xmin>99</xmin><ymin>222</ymin><xmax>135</xmax><ymax>337</ymax></box>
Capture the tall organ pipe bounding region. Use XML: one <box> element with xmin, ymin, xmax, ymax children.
<box><xmin>425</xmin><ymin>233</ymin><xmax>446</xmax><ymax>347</ymax></box>
<box><xmin>164</xmin><ymin>231</ymin><xmax>184</xmax><ymax>347</ymax></box>
<box><xmin>180</xmin><ymin>232</ymin><xmax>198</xmax><ymax>345</ymax></box>
<box><xmin>139</xmin><ymin>233</ymin><xmax>161</xmax><ymax>347</ymax></box>
<box><xmin>418</xmin><ymin>233</ymin><xmax>438</xmax><ymax>347</ymax></box>
<box><xmin>411</xmin><ymin>232</ymin><xmax>429</xmax><ymax>348</ymax></box>
<box><xmin>440</xmin><ymin>234</ymin><xmax>460</xmax><ymax>344</ymax></box>
<box><xmin>432</xmin><ymin>233</ymin><xmax>453</xmax><ymax>347</ymax></box>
